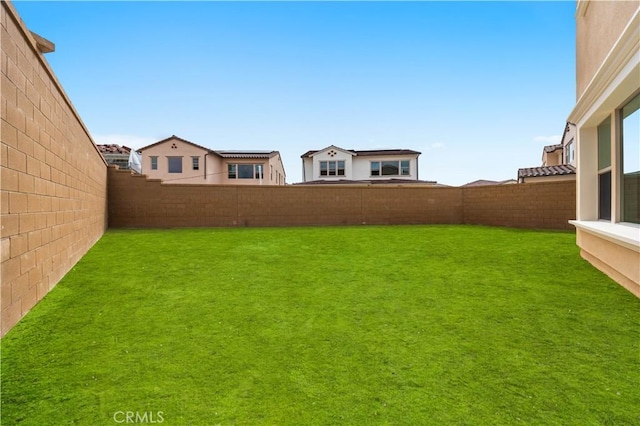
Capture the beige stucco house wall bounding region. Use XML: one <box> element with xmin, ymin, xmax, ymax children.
<box><xmin>569</xmin><ymin>1</ymin><xmax>640</xmax><ymax>297</ymax></box>
<box><xmin>138</xmin><ymin>135</ymin><xmax>286</xmax><ymax>185</ymax></box>
<box><xmin>542</xmin><ymin>145</ymin><xmax>563</xmax><ymax>167</ymax></box>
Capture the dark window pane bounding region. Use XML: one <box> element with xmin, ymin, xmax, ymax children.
<box><xmin>337</xmin><ymin>161</ymin><xmax>345</xmax><ymax>176</ymax></box>
<box><xmin>254</xmin><ymin>164</ymin><xmax>263</xmax><ymax>179</ymax></box>
<box><xmin>599</xmin><ymin>171</ymin><xmax>611</xmax><ymax>220</ymax></box>
<box><xmin>228</xmin><ymin>164</ymin><xmax>236</xmax><ymax>179</ymax></box>
<box><xmin>192</xmin><ymin>157</ymin><xmax>199</xmax><ymax>170</ymax></box>
<box><xmin>598</xmin><ymin>117</ymin><xmax>611</xmax><ymax>170</ymax></box>
<box><xmin>151</xmin><ymin>157</ymin><xmax>158</xmax><ymax>170</ymax></box>
<box><xmin>401</xmin><ymin>160</ymin><xmax>410</xmax><ymax>176</ymax></box>
<box><xmin>168</xmin><ymin>157</ymin><xmax>182</xmax><ymax>173</ymax></box>
<box><xmin>238</xmin><ymin>164</ymin><xmax>253</xmax><ymax>179</ymax></box>
<box><xmin>328</xmin><ymin>161</ymin><xmax>336</xmax><ymax>176</ymax></box>
<box><xmin>382</xmin><ymin>161</ymin><xmax>399</xmax><ymax>176</ymax></box>
<box><xmin>320</xmin><ymin>161</ymin><xmax>328</xmax><ymax>176</ymax></box>
<box><xmin>371</xmin><ymin>162</ymin><xmax>380</xmax><ymax>176</ymax></box>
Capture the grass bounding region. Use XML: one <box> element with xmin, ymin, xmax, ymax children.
<box><xmin>1</xmin><ymin>225</ymin><xmax>639</xmax><ymax>425</ymax></box>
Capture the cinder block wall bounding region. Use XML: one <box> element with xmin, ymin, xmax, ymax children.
<box><xmin>1</xmin><ymin>2</ymin><xmax>108</xmax><ymax>336</ymax></box>
<box><xmin>462</xmin><ymin>181</ymin><xmax>576</xmax><ymax>229</ymax></box>
<box><xmin>109</xmin><ymin>168</ymin><xmax>575</xmax><ymax>230</ymax></box>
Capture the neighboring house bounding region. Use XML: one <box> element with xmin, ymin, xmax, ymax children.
<box><xmin>568</xmin><ymin>1</ymin><xmax>639</xmax><ymax>297</ymax></box>
<box><xmin>138</xmin><ymin>135</ymin><xmax>286</xmax><ymax>185</ymax></box>
<box><xmin>518</xmin><ymin>122</ymin><xmax>577</xmax><ymax>183</ymax></box>
<box><xmin>462</xmin><ymin>179</ymin><xmax>517</xmax><ymax>187</ymax></box>
<box><xmin>541</xmin><ymin>144</ymin><xmax>563</xmax><ymax>166</ymax></box>
<box><xmin>97</xmin><ymin>144</ymin><xmax>131</xmax><ymax>170</ymax></box>
<box><xmin>300</xmin><ymin>145</ymin><xmax>421</xmax><ymax>183</ymax></box>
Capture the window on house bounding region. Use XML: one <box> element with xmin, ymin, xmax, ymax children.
<box><xmin>168</xmin><ymin>156</ymin><xmax>182</xmax><ymax>173</ymax></box>
<box><xmin>254</xmin><ymin>164</ymin><xmax>264</xmax><ymax>179</ymax></box>
<box><xmin>238</xmin><ymin>164</ymin><xmax>253</xmax><ymax>179</ymax></box>
<box><xmin>319</xmin><ymin>161</ymin><xmax>345</xmax><ymax>177</ymax></box>
<box><xmin>597</xmin><ymin>117</ymin><xmax>611</xmax><ymax>220</ymax></box>
<box><xmin>565</xmin><ymin>140</ymin><xmax>575</xmax><ymax>164</ymax></box>
<box><xmin>371</xmin><ymin>160</ymin><xmax>410</xmax><ymax>176</ymax></box>
<box><xmin>192</xmin><ymin>157</ymin><xmax>199</xmax><ymax>170</ymax></box>
<box><xmin>328</xmin><ymin>161</ymin><xmax>336</xmax><ymax>176</ymax></box>
<box><xmin>270</xmin><ymin>165</ymin><xmax>273</xmax><ymax>181</ymax></box>
<box><xmin>150</xmin><ymin>156</ymin><xmax>158</xmax><ymax>170</ymax></box>
<box><xmin>621</xmin><ymin>93</ymin><xmax>640</xmax><ymax>224</ymax></box>
<box><xmin>227</xmin><ymin>163</ymin><xmax>265</xmax><ymax>179</ymax></box>
<box><xmin>382</xmin><ymin>161</ymin><xmax>399</xmax><ymax>176</ymax></box>
<box><xmin>401</xmin><ymin>160</ymin><xmax>410</xmax><ymax>176</ymax></box>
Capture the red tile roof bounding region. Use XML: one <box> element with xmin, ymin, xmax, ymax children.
<box><xmin>97</xmin><ymin>144</ymin><xmax>131</xmax><ymax>154</ymax></box>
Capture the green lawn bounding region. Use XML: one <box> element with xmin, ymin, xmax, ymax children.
<box><xmin>1</xmin><ymin>225</ymin><xmax>639</xmax><ymax>425</ymax></box>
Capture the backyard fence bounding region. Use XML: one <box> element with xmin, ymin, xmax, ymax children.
<box><xmin>108</xmin><ymin>167</ymin><xmax>576</xmax><ymax>230</ymax></box>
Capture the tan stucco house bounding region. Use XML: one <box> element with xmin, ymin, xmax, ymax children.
<box><xmin>568</xmin><ymin>1</ymin><xmax>639</xmax><ymax>297</ymax></box>
<box><xmin>518</xmin><ymin>123</ymin><xmax>577</xmax><ymax>184</ymax></box>
<box><xmin>138</xmin><ymin>135</ymin><xmax>286</xmax><ymax>185</ymax></box>
<box><xmin>300</xmin><ymin>145</ymin><xmax>422</xmax><ymax>184</ymax></box>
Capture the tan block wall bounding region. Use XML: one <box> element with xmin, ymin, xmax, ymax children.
<box><xmin>462</xmin><ymin>181</ymin><xmax>576</xmax><ymax>230</ymax></box>
<box><xmin>109</xmin><ymin>168</ymin><xmax>575</xmax><ymax>230</ymax></box>
<box><xmin>1</xmin><ymin>2</ymin><xmax>107</xmax><ymax>336</ymax></box>
<box><xmin>576</xmin><ymin>1</ymin><xmax>639</xmax><ymax>99</ymax></box>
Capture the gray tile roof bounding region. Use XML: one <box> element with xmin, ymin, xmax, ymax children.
<box><xmin>301</xmin><ymin>148</ymin><xmax>421</xmax><ymax>158</ymax></box>
<box><xmin>543</xmin><ymin>144</ymin><xmax>563</xmax><ymax>153</ymax></box>
<box><xmin>517</xmin><ymin>164</ymin><xmax>576</xmax><ymax>178</ymax></box>
<box><xmin>214</xmin><ymin>151</ymin><xmax>279</xmax><ymax>159</ymax></box>
<box><xmin>294</xmin><ymin>179</ymin><xmax>438</xmax><ymax>185</ymax></box>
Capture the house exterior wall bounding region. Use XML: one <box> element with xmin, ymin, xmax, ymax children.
<box><xmin>570</xmin><ymin>1</ymin><xmax>640</xmax><ymax>297</ymax></box>
<box><xmin>303</xmin><ymin>148</ymin><xmax>419</xmax><ymax>182</ymax></box>
<box><xmin>576</xmin><ymin>0</ymin><xmax>639</xmax><ymax>98</ymax></box>
<box><xmin>140</xmin><ymin>137</ymin><xmax>211</xmax><ymax>184</ymax></box>
<box><xmin>140</xmin><ymin>137</ymin><xmax>286</xmax><ymax>185</ymax></box>
<box><xmin>109</xmin><ymin>168</ymin><xmax>575</xmax><ymax>230</ymax></box>
<box><xmin>308</xmin><ymin>148</ymin><xmax>354</xmax><ymax>181</ymax></box>
<box><xmin>302</xmin><ymin>157</ymin><xmax>313</xmax><ymax>182</ymax></box>
<box><xmin>541</xmin><ymin>150</ymin><xmax>562</xmax><ymax>167</ymax></box>
<box><xmin>1</xmin><ymin>1</ymin><xmax>108</xmax><ymax>336</ymax></box>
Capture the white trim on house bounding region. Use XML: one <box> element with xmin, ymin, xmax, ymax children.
<box><xmin>570</xmin><ymin>220</ymin><xmax>640</xmax><ymax>253</ymax></box>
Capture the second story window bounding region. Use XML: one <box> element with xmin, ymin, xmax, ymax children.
<box><xmin>228</xmin><ymin>163</ymin><xmax>265</xmax><ymax>179</ymax></box>
<box><xmin>319</xmin><ymin>160</ymin><xmax>345</xmax><ymax>177</ymax></box>
<box><xmin>371</xmin><ymin>160</ymin><xmax>411</xmax><ymax>176</ymax></box>
<box><xmin>168</xmin><ymin>156</ymin><xmax>182</xmax><ymax>173</ymax></box>
<box><xmin>192</xmin><ymin>157</ymin><xmax>199</xmax><ymax>170</ymax></box>
<box><xmin>565</xmin><ymin>141</ymin><xmax>575</xmax><ymax>164</ymax></box>
<box><xmin>150</xmin><ymin>156</ymin><xmax>158</xmax><ymax>170</ymax></box>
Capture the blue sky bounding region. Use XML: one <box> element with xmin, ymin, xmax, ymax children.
<box><xmin>14</xmin><ymin>1</ymin><xmax>577</xmax><ymax>185</ymax></box>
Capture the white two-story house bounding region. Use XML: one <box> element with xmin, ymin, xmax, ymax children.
<box><xmin>300</xmin><ymin>145</ymin><xmax>421</xmax><ymax>183</ymax></box>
